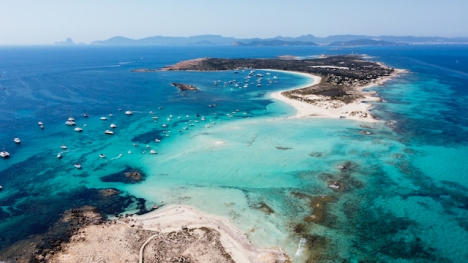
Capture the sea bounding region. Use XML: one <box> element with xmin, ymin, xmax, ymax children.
<box><xmin>0</xmin><ymin>45</ymin><xmax>467</xmax><ymax>262</ymax></box>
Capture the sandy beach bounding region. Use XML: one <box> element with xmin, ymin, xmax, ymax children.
<box><xmin>49</xmin><ymin>205</ymin><xmax>288</xmax><ymax>263</ymax></box>
<box><xmin>270</xmin><ymin>69</ymin><xmax>403</xmax><ymax>122</ymax></box>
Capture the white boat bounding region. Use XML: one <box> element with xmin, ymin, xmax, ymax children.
<box><xmin>149</xmin><ymin>111</ymin><xmax>153</xmax><ymax>114</ymax></box>
<box><xmin>99</xmin><ymin>154</ymin><xmax>106</xmax><ymax>158</ymax></box>
<box><xmin>205</xmin><ymin>124</ymin><xmax>211</xmax><ymax>128</ymax></box>
<box><xmin>57</xmin><ymin>153</ymin><xmax>62</xmax><ymax>159</ymax></box>
<box><xmin>60</xmin><ymin>145</ymin><xmax>67</xmax><ymax>149</ymax></box>
<box><xmin>152</xmin><ymin>116</ymin><xmax>159</xmax><ymax>119</ymax></box>
<box><xmin>201</xmin><ymin>116</ymin><xmax>206</xmax><ymax>121</ymax></box>
<box><xmin>74</xmin><ymin>127</ymin><xmax>82</xmax><ymax>132</ymax></box>
<box><xmin>189</xmin><ymin>123</ymin><xmax>194</xmax><ymax>126</ymax></box>
<box><xmin>167</xmin><ymin>118</ymin><xmax>171</xmax><ymax>121</ymax></box>
<box><xmin>65</xmin><ymin>120</ymin><xmax>76</xmax><ymax>126</ymax></box>
<box><xmin>68</xmin><ymin>117</ymin><xmax>75</xmax><ymax>122</ymax></box>
<box><xmin>83</xmin><ymin>113</ymin><xmax>88</xmax><ymax>117</ymax></box>
<box><xmin>0</xmin><ymin>150</ymin><xmax>10</xmax><ymax>158</ymax></box>
<box><xmin>186</xmin><ymin>115</ymin><xmax>190</xmax><ymax>118</ymax></box>
<box><xmin>109</xmin><ymin>114</ymin><xmax>113</xmax><ymax>117</ymax></box>
<box><xmin>40</xmin><ymin>125</ymin><xmax>44</xmax><ymax>129</ymax></box>
<box><xmin>128</xmin><ymin>151</ymin><xmax>132</xmax><ymax>154</ymax></box>
<box><xmin>38</xmin><ymin>121</ymin><xmax>43</xmax><ymax>125</ymax></box>
<box><xmin>150</xmin><ymin>150</ymin><xmax>157</xmax><ymax>154</ymax></box>
<box><xmin>169</xmin><ymin>115</ymin><xmax>173</xmax><ymax>118</ymax></box>
<box><xmin>165</xmin><ymin>133</ymin><xmax>170</xmax><ymax>137</ymax></box>
<box><xmin>100</xmin><ymin>117</ymin><xmax>107</xmax><ymax>120</ymax></box>
<box><xmin>125</xmin><ymin>111</ymin><xmax>132</xmax><ymax>115</ymax></box>
<box><xmin>155</xmin><ymin>139</ymin><xmax>161</xmax><ymax>143</ymax></box>
<box><xmin>0</xmin><ymin>185</ymin><xmax>2</xmax><ymax>190</ymax></box>
<box><xmin>133</xmin><ymin>143</ymin><xmax>139</xmax><ymax>147</ymax></box>
<box><xmin>104</xmin><ymin>130</ymin><xmax>113</xmax><ymax>135</ymax></box>
<box><xmin>110</xmin><ymin>123</ymin><xmax>117</xmax><ymax>128</ymax></box>
<box><xmin>162</xmin><ymin>124</ymin><xmax>167</xmax><ymax>127</ymax></box>
<box><xmin>14</xmin><ymin>138</ymin><xmax>20</xmax><ymax>144</ymax></box>
<box><xmin>74</xmin><ymin>163</ymin><xmax>82</xmax><ymax>169</ymax></box>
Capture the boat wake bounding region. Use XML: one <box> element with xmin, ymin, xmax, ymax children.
<box><xmin>110</xmin><ymin>153</ymin><xmax>123</xmax><ymax>160</ymax></box>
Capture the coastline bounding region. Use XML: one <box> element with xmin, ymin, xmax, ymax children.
<box><xmin>48</xmin><ymin>205</ymin><xmax>288</xmax><ymax>263</ymax></box>
<box><xmin>270</xmin><ymin>69</ymin><xmax>403</xmax><ymax>122</ymax></box>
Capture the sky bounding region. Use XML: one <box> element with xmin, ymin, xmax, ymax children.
<box><xmin>1</xmin><ymin>0</ymin><xmax>467</xmax><ymax>45</ymax></box>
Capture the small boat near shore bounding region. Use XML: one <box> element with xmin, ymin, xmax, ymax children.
<box><xmin>125</xmin><ymin>110</ymin><xmax>133</xmax><ymax>115</ymax></box>
<box><xmin>57</xmin><ymin>153</ymin><xmax>62</xmax><ymax>159</ymax></box>
<box><xmin>100</xmin><ymin>117</ymin><xmax>107</xmax><ymax>120</ymax></box>
<box><xmin>74</xmin><ymin>127</ymin><xmax>82</xmax><ymax>132</ymax></box>
<box><xmin>74</xmin><ymin>163</ymin><xmax>82</xmax><ymax>169</ymax></box>
<box><xmin>104</xmin><ymin>130</ymin><xmax>113</xmax><ymax>135</ymax></box>
<box><xmin>14</xmin><ymin>138</ymin><xmax>20</xmax><ymax>144</ymax></box>
<box><xmin>60</xmin><ymin>145</ymin><xmax>67</xmax><ymax>149</ymax></box>
<box><xmin>150</xmin><ymin>150</ymin><xmax>157</xmax><ymax>154</ymax></box>
<box><xmin>65</xmin><ymin>120</ymin><xmax>76</xmax><ymax>126</ymax></box>
<box><xmin>110</xmin><ymin>123</ymin><xmax>117</xmax><ymax>128</ymax></box>
<box><xmin>155</xmin><ymin>139</ymin><xmax>161</xmax><ymax>143</ymax></box>
<box><xmin>99</xmin><ymin>154</ymin><xmax>106</xmax><ymax>158</ymax></box>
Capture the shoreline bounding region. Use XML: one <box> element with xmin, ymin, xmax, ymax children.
<box><xmin>47</xmin><ymin>205</ymin><xmax>288</xmax><ymax>263</ymax></box>
<box><xmin>269</xmin><ymin>68</ymin><xmax>404</xmax><ymax>122</ymax></box>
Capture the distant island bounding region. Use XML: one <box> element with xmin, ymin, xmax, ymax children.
<box><xmin>328</xmin><ymin>39</ymin><xmax>409</xmax><ymax>47</ymax></box>
<box><xmin>232</xmin><ymin>40</ymin><xmax>317</xmax><ymax>46</ymax></box>
<box><xmin>75</xmin><ymin>34</ymin><xmax>468</xmax><ymax>46</ymax></box>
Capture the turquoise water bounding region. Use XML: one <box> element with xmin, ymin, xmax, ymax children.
<box><xmin>1</xmin><ymin>46</ymin><xmax>468</xmax><ymax>262</ymax></box>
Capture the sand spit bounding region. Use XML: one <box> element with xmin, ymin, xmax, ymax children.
<box><xmin>271</xmin><ymin>69</ymin><xmax>406</xmax><ymax>122</ymax></box>
<box><xmin>48</xmin><ymin>205</ymin><xmax>288</xmax><ymax>263</ymax></box>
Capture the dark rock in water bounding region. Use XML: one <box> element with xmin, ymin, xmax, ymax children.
<box><xmin>171</xmin><ymin>82</ymin><xmax>198</xmax><ymax>91</ymax></box>
<box><xmin>276</xmin><ymin>146</ymin><xmax>292</xmax><ymax>150</ymax></box>
<box><xmin>0</xmin><ymin>187</ymin><xmax>144</xmax><ymax>262</ymax></box>
<box><xmin>100</xmin><ymin>166</ymin><xmax>146</xmax><ymax>184</ymax></box>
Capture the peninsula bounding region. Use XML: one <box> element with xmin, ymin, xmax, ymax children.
<box><xmin>150</xmin><ymin>55</ymin><xmax>402</xmax><ymax>121</ymax></box>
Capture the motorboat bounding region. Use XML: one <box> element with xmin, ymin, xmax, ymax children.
<box><xmin>162</xmin><ymin>124</ymin><xmax>167</xmax><ymax>128</ymax></box>
<box><xmin>0</xmin><ymin>186</ymin><xmax>2</xmax><ymax>190</ymax></box>
<box><xmin>109</xmin><ymin>114</ymin><xmax>113</xmax><ymax>117</ymax></box>
<box><xmin>99</xmin><ymin>154</ymin><xmax>106</xmax><ymax>158</ymax></box>
<box><xmin>57</xmin><ymin>153</ymin><xmax>62</xmax><ymax>159</ymax></box>
<box><xmin>150</xmin><ymin>150</ymin><xmax>157</xmax><ymax>154</ymax></box>
<box><xmin>100</xmin><ymin>117</ymin><xmax>107</xmax><ymax>120</ymax></box>
<box><xmin>205</xmin><ymin>124</ymin><xmax>211</xmax><ymax>128</ymax></box>
<box><xmin>133</xmin><ymin>143</ymin><xmax>139</xmax><ymax>147</ymax></box>
<box><xmin>14</xmin><ymin>138</ymin><xmax>20</xmax><ymax>144</ymax></box>
<box><xmin>125</xmin><ymin>111</ymin><xmax>133</xmax><ymax>115</ymax></box>
<box><xmin>152</xmin><ymin>116</ymin><xmax>159</xmax><ymax>119</ymax></box>
<box><xmin>74</xmin><ymin>127</ymin><xmax>82</xmax><ymax>132</ymax></box>
<box><xmin>149</xmin><ymin>111</ymin><xmax>153</xmax><ymax>114</ymax></box>
<box><xmin>60</xmin><ymin>145</ymin><xmax>67</xmax><ymax>149</ymax></box>
<box><xmin>68</xmin><ymin>117</ymin><xmax>75</xmax><ymax>122</ymax></box>
<box><xmin>0</xmin><ymin>149</ymin><xmax>10</xmax><ymax>158</ymax></box>
<box><xmin>40</xmin><ymin>125</ymin><xmax>44</xmax><ymax>129</ymax></box>
<box><xmin>104</xmin><ymin>130</ymin><xmax>113</xmax><ymax>135</ymax></box>
<box><xmin>186</xmin><ymin>115</ymin><xmax>190</xmax><ymax>118</ymax></box>
<box><xmin>201</xmin><ymin>116</ymin><xmax>206</xmax><ymax>121</ymax></box>
<box><xmin>110</xmin><ymin>123</ymin><xmax>117</xmax><ymax>128</ymax></box>
<box><xmin>155</xmin><ymin>139</ymin><xmax>161</xmax><ymax>143</ymax></box>
<box><xmin>38</xmin><ymin>121</ymin><xmax>43</xmax><ymax>125</ymax></box>
<box><xmin>74</xmin><ymin>163</ymin><xmax>82</xmax><ymax>169</ymax></box>
<box><xmin>83</xmin><ymin>113</ymin><xmax>88</xmax><ymax>118</ymax></box>
<box><xmin>65</xmin><ymin>120</ymin><xmax>76</xmax><ymax>126</ymax></box>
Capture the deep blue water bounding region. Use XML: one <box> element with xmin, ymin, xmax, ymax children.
<box><xmin>0</xmin><ymin>45</ymin><xmax>468</xmax><ymax>262</ymax></box>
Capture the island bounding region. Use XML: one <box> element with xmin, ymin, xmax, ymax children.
<box><xmin>171</xmin><ymin>82</ymin><xmax>198</xmax><ymax>91</ymax></box>
<box><xmin>150</xmin><ymin>55</ymin><xmax>404</xmax><ymax>122</ymax></box>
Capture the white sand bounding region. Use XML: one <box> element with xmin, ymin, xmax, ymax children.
<box><xmin>135</xmin><ymin>205</ymin><xmax>289</xmax><ymax>263</ymax></box>
<box><xmin>270</xmin><ymin>69</ymin><xmax>403</xmax><ymax>122</ymax></box>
